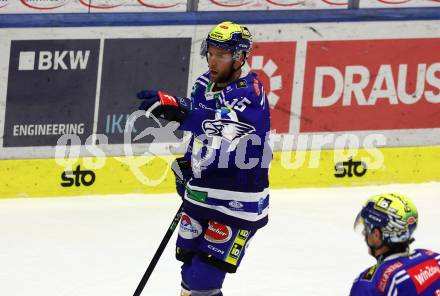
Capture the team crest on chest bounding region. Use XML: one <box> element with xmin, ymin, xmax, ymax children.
<box><xmin>202</xmin><ymin>119</ymin><xmax>255</xmax><ymax>142</ymax></box>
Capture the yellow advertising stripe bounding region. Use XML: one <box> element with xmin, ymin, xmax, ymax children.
<box><xmin>0</xmin><ymin>145</ymin><xmax>439</xmax><ymax>198</ymax></box>
<box><xmin>269</xmin><ymin>145</ymin><xmax>440</xmax><ymax>188</ymax></box>
<box><xmin>0</xmin><ymin>156</ymin><xmax>176</xmax><ymax>198</ymax></box>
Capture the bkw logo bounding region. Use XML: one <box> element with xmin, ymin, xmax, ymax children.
<box><xmin>18</xmin><ymin>50</ymin><xmax>91</xmax><ymax>71</ymax></box>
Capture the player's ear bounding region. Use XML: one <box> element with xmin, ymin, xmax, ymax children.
<box><xmin>234</xmin><ymin>52</ymin><xmax>245</xmax><ymax>68</ymax></box>
<box><xmin>372</xmin><ymin>228</ymin><xmax>383</xmax><ymax>242</ymax></box>
<box><xmin>239</xmin><ymin>52</ymin><xmax>246</xmax><ymax>64</ymax></box>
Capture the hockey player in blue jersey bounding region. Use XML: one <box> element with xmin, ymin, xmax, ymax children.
<box><xmin>137</xmin><ymin>21</ymin><xmax>271</xmax><ymax>296</ymax></box>
<box><xmin>350</xmin><ymin>193</ymin><xmax>440</xmax><ymax>296</ymax></box>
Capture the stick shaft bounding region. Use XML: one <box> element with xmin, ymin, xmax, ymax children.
<box><xmin>133</xmin><ymin>204</ymin><xmax>183</xmax><ymax>296</ymax></box>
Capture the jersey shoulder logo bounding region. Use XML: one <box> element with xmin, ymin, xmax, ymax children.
<box><xmin>362</xmin><ymin>265</ymin><xmax>378</xmax><ymax>281</ymax></box>
<box><xmin>236</xmin><ymin>79</ymin><xmax>247</xmax><ymax>89</ymax></box>
<box><xmin>377</xmin><ymin>261</ymin><xmax>404</xmax><ymax>292</ymax></box>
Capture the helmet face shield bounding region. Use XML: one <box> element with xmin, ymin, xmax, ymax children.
<box><xmin>353</xmin><ymin>211</ymin><xmax>365</xmax><ymax>236</ymax></box>
<box><xmin>353</xmin><ymin>205</ymin><xmax>389</xmax><ymax>236</ymax></box>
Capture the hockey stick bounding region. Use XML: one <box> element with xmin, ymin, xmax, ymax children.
<box><xmin>133</xmin><ymin>203</ymin><xmax>183</xmax><ymax>296</ymax></box>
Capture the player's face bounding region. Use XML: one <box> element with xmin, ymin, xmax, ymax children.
<box><xmin>207</xmin><ymin>46</ymin><xmax>235</xmax><ymax>83</ymax></box>
<box><xmin>365</xmin><ymin>228</ymin><xmax>383</xmax><ymax>256</ymax></box>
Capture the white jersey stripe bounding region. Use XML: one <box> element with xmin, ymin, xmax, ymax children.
<box><xmin>390</xmin><ymin>275</ymin><xmax>410</xmax><ymax>296</ymax></box>
<box><xmin>184</xmin><ymin>196</ymin><xmax>269</xmax><ymax>222</ymax></box>
<box><xmin>199</xmin><ymin>75</ymin><xmax>209</xmax><ymax>83</ymax></box>
<box><xmin>387</xmin><ymin>270</ymin><xmax>407</xmax><ymax>296</ymax></box>
<box><xmin>396</xmin><ymin>274</ymin><xmax>410</xmax><ymax>284</ymax></box>
<box><xmin>187</xmin><ymin>183</ymin><xmax>269</xmax><ymax>203</ymax></box>
<box><xmin>260</xmin><ymin>88</ymin><xmax>265</xmax><ymax>107</ymax></box>
<box><xmin>196</xmin><ymin>80</ymin><xmax>207</xmax><ymax>87</ymax></box>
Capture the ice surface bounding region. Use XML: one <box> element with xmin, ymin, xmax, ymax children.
<box><xmin>0</xmin><ymin>183</ymin><xmax>439</xmax><ymax>296</ymax></box>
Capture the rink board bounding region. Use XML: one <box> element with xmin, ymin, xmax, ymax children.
<box><xmin>1</xmin><ymin>15</ymin><xmax>440</xmax><ymax>198</ymax></box>
<box><xmin>1</xmin><ymin>145</ymin><xmax>439</xmax><ymax>198</ymax></box>
<box><xmin>1</xmin><ymin>20</ymin><xmax>440</xmax><ymax>160</ymax></box>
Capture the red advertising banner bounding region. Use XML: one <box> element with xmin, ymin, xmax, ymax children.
<box><xmin>246</xmin><ymin>42</ymin><xmax>296</xmax><ymax>133</ymax></box>
<box><xmin>301</xmin><ymin>38</ymin><xmax>440</xmax><ymax>132</ymax></box>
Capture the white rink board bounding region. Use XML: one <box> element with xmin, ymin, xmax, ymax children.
<box><xmin>0</xmin><ymin>0</ymin><xmax>187</xmax><ymax>13</ymax></box>
<box><xmin>0</xmin><ymin>182</ymin><xmax>439</xmax><ymax>295</ymax></box>
<box><xmin>197</xmin><ymin>0</ymin><xmax>348</xmax><ymax>10</ymax></box>
<box><xmin>360</xmin><ymin>0</ymin><xmax>440</xmax><ymax>8</ymax></box>
<box><xmin>1</xmin><ymin>20</ymin><xmax>440</xmax><ymax>159</ymax></box>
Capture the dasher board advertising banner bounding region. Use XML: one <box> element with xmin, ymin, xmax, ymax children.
<box><xmin>0</xmin><ymin>20</ymin><xmax>440</xmax><ymax>159</ymax></box>
<box><xmin>301</xmin><ymin>38</ymin><xmax>440</xmax><ymax>133</ymax></box>
<box><xmin>197</xmin><ymin>0</ymin><xmax>348</xmax><ymax>10</ymax></box>
<box><xmin>4</xmin><ymin>39</ymin><xmax>100</xmax><ymax>147</ymax></box>
<box><xmin>0</xmin><ymin>0</ymin><xmax>186</xmax><ymax>14</ymax></box>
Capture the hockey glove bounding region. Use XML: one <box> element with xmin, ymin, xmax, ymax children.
<box><xmin>137</xmin><ymin>90</ymin><xmax>190</xmax><ymax>123</ymax></box>
<box><xmin>171</xmin><ymin>157</ymin><xmax>192</xmax><ymax>199</ymax></box>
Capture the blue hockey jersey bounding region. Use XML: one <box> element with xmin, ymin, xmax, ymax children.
<box><xmin>179</xmin><ymin>71</ymin><xmax>271</xmax><ymax>230</ymax></box>
<box><xmin>350</xmin><ymin>249</ymin><xmax>440</xmax><ymax>296</ymax></box>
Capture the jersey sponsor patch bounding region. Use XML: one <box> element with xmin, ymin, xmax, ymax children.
<box><xmin>407</xmin><ymin>258</ymin><xmax>440</xmax><ymax>294</ymax></box>
<box><xmin>225</xmin><ymin>228</ymin><xmax>251</xmax><ymax>266</ymax></box>
<box><xmin>228</xmin><ymin>200</ymin><xmax>244</xmax><ymax>210</ymax></box>
<box><xmin>186</xmin><ymin>187</ymin><xmax>208</xmax><ymax>203</ymax></box>
<box><xmin>204</xmin><ymin>221</ymin><xmax>232</xmax><ymax>243</ymax></box>
<box><xmin>228</xmin><ymin>243</ymin><xmax>243</xmax><ymax>260</ymax></box>
<box><xmin>236</xmin><ymin>79</ymin><xmax>247</xmax><ymax>89</ymax></box>
<box><xmin>377</xmin><ymin>262</ymin><xmax>403</xmax><ymax>292</ymax></box>
<box><xmin>179</xmin><ymin>213</ymin><xmax>202</xmax><ymax>240</ymax></box>
<box><xmin>237</xmin><ymin>230</ymin><xmax>250</xmax><ymax>240</ymax></box>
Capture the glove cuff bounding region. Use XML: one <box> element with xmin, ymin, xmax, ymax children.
<box><xmin>158</xmin><ymin>91</ymin><xmax>179</xmax><ymax>107</ymax></box>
